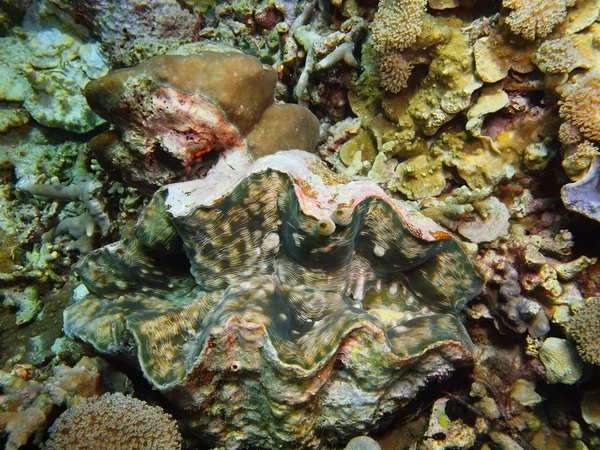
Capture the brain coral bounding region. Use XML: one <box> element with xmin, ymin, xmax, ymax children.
<box><xmin>502</xmin><ymin>0</ymin><xmax>576</xmax><ymax>41</ymax></box>
<box><xmin>567</xmin><ymin>297</ymin><xmax>600</xmax><ymax>366</ymax></box>
<box><xmin>85</xmin><ymin>51</ymin><xmax>320</xmax><ymax>192</ymax></box>
<box><xmin>64</xmin><ymin>148</ymin><xmax>484</xmax><ymax>449</ymax></box>
<box><xmin>45</xmin><ymin>392</ymin><xmax>181</xmax><ymax>449</ymax></box>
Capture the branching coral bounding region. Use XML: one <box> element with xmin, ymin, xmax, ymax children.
<box><xmin>502</xmin><ymin>0</ymin><xmax>576</xmax><ymax>41</ymax></box>
<box><xmin>64</xmin><ymin>149</ymin><xmax>484</xmax><ymax>448</ymax></box>
<box><xmin>45</xmin><ymin>393</ymin><xmax>182</xmax><ymax>449</ymax></box>
<box><xmin>20</xmin><ymin>178</ymin><xmax>111</xmax><ymax>253</ymax></box>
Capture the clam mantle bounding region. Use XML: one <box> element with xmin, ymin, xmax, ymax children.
<box><xmin>64</xmin><ymin>149</ymin><xmax>484</xmax><ymax>448</ymax></box>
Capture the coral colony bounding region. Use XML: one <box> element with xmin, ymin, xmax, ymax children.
<box><xmin>1</xmin><ymin>1</ymin><xmax>600</xmax><ymax>450</ymax></box>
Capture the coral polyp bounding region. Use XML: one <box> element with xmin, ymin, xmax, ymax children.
<box><xmin>64</xmin><ymin>149</ymin><xmax>483</xmax><ymax>448</ymax></box>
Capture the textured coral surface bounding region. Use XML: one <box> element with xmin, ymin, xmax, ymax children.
<box><xmin>64</xmin><ymin>149</ymin><xmax>483</xmax><ymax>448</ymax></box>
<box><xmin>86</xmin><ymin>51</ymin><xmax>320</xmax><ymax>192</ymax></box>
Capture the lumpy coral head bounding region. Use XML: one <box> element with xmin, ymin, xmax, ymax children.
<box><xmin>85</xmin><ymin>52</ymin><xmax>320</xmax><ymax>192</ymax></box>
<box><xmin>64</xmin><ymin>149</ymin><xmax>484</xmax><ymax>449</ymax></box>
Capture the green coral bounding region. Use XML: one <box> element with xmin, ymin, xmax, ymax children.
<box><xmin>407</xmin><ymin>26</ymin><xmax>483</xmax><ymax>136</ymax></box>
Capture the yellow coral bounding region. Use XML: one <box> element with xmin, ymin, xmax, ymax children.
<box><xmin>502</xmin><ymin>0</ymin><xmax>576</xmax><ymax>41</ymax></box>
<box><xmin>562</xmin><ymin>141</ymin><xmax>600</xmax><ymax>181</ymax></box>
<box><xmin>371</xmin><ymin>0</ymin><xmax>428</xmax><ymax>52</ymax></box>
<box><xmin>567</xmin><ymin>297</ymin><xmax>600</xmax><ymax>366</ymax></box>
<box><xmin>533</xmin><ymin>26</ymin><xmax>600</xmax><ymax>75</ymax></box>
<box><xmin>560</xmin><ymin>72</ymin><xmax>600</xmax><ymax>142</ymax></box>
<box><xmin>45</xmin><ymin>393</ymin><xmax>182</xmax><ymax>449</ymax></box>
<box><xmin>558</xmin><ymin>121</ymin><xmax>582</xmax><ymax>145</ymax></box>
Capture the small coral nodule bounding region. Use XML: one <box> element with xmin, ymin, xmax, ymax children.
<box><xmin>64</xmin><ymin>148</ymin><xmax>484</xmax><ymax>448</ymax></box>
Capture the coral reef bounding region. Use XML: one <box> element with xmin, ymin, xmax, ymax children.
<box><xmin>64</xmin><ymin>148</ymin><xmax>483</xmax><ymax>448</ymax></box>
<box><xmin>371</xmin><ymin>0</ymin><xmax>428</xmax><ymax>53</ymax></box>
<box><xmin>86</xmin><ymin>51</ymin><xmax>319</xmax><ymax>192</ymax></box>
<box><xmin>0</xmin><ymin>357</ymin><xmax>105</xmax><ymax>450</ymax></box>
<box><xmin>2</xmin><ymin>0</ymin><xmax>600</xmax><ymax>449</ymax></box>
<box><xmin>45</xmin><ymin>393</ymin><xmax>182</xmax><ymax>449</ymax></box>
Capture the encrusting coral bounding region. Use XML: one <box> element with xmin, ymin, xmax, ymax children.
<box><xmin>567</xmin><ymin>296</ymin><xmax>600</xmax><ymax>366</ymax></box>
<box><xmin>64</xmin><ymin>147</ymin><xmax>484</xmax><ymax>448</ymax></box>
<box><xmin>561</xmin><ymin>155</ymin><xmax>600</xmax><ymax>221</ymax></box>
<box><xmin>45</xmin><ymin>392</ymin><xmax>182</xmax><ymax>449</ymax></box>
<box><xmin>85</xmin><ymin>51</ymin><xmax>320</xmax><ymax>192</ymax></box>
<box><xmin>46</xmin><ymin>0</ymin><xmax>202</xmax><ymax>67</ymax></box>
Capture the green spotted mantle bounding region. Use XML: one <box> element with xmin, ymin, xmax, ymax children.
<box><xmin>64</xmin><ymin>149</ymin><xmax>484</xmax><ymax>449</ymax></box>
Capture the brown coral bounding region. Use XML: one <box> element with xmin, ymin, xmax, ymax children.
<box><xmin>85</xmin><ymin>51</ymin><xmax>320</xmax><ymax>192</ymax></box>
<box><xmin>559</xmin><ymin>73</ymin><xmax>600</xmax><ymax>142</ymax></box>
<box><xmin>378</xmin><ymin>51</ymin><xmax>414</xmax><ymax>93</ymax></box>
<box><xmin>45</xmin><ymin>393</ymin><xmax>182</xmax><ymax>449</ymax></box>
<box><xmin>502</xmin><ymin>0</ymin><xmax>576</xmax><ymax>41</ymax></box>
<box><xmin>371</xmin><ymin>0</ymin><xmax>428</xmax><ymax>52</ymax></box>
<box><xmin>567</xmin><ymin>297</ymin><xmax>600</xmax><ymax>366</ymax></box>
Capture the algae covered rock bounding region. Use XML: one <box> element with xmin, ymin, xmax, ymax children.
<box><xmin>539</xmin><ymin>337</ymin><xmax>583</xmax><ymax>384</ymax></box>
<box><xmin>64</xmin><ymin>148</ymin><xmax>484</xmax><ymax>449</ymax></box>
<box><xmin>86</xmin><ymin>51</ymin><xmax>320</xmax><ymax>192</ymax></box>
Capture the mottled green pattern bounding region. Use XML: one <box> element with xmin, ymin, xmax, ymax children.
<box><xmin>65</xmin><ymin>156</ymin><xmax>483</xmax><ymax>388</ymax></box>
